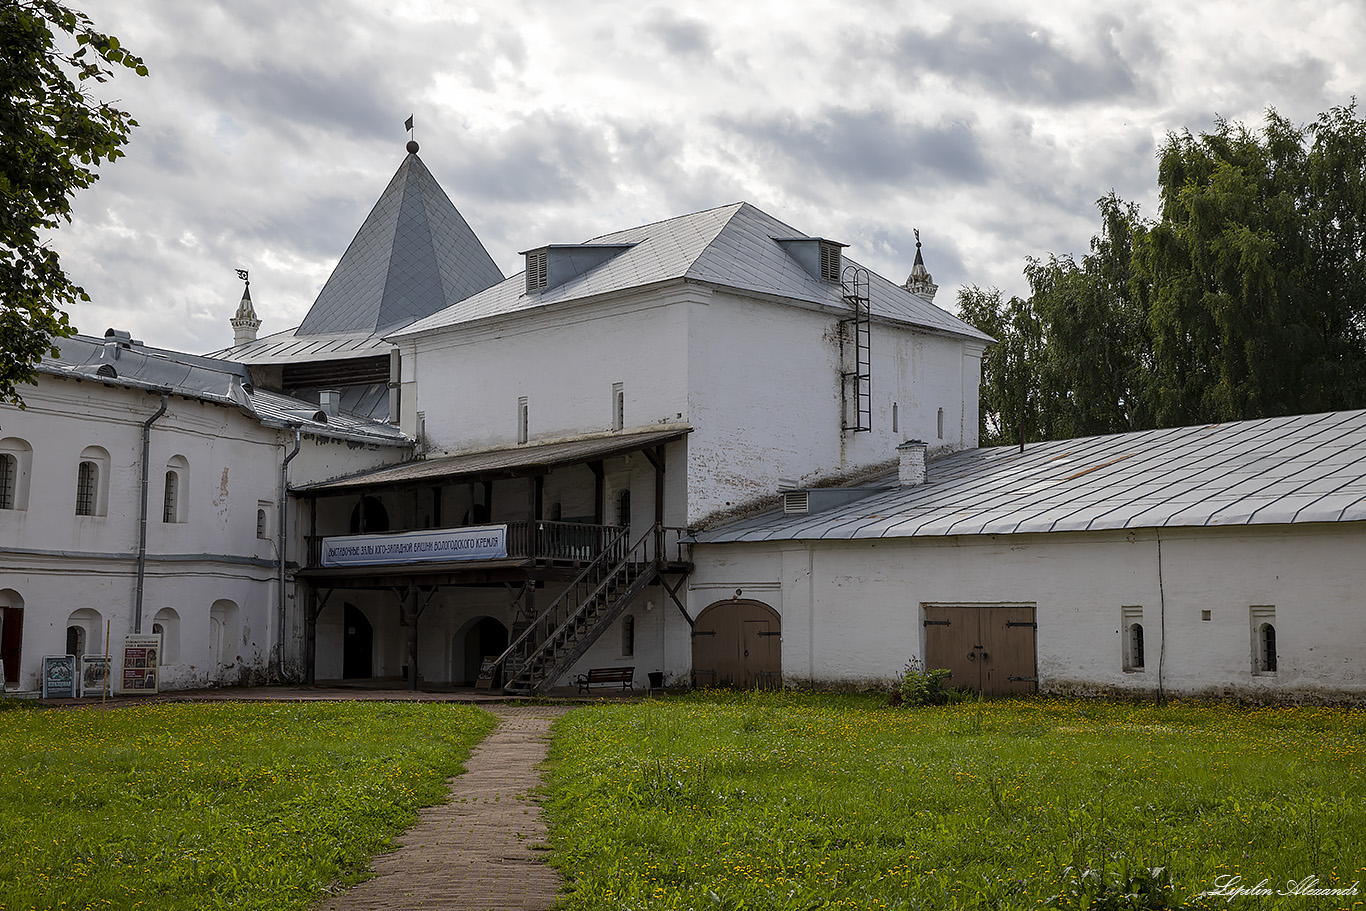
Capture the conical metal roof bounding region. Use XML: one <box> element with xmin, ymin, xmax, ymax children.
<box><xmin>296</xmin><ymin>149</ymin><xmax>504</xmax><ymax>336</ymax></box>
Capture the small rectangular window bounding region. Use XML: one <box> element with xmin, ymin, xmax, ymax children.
<box><xmin>517</xmin><ymin>396</ymin><xmax>529</xmax><ymax>445</ymax></box>
<box><xmin>0</xmin><ymin>454</ymin><xmax>13</xmax><ymax>510</ymax></box>
<box><xmin>162</xmin><ymin>471</ymin><xmax>178</xmax><ymax>523</ymax></box>
<box><xmin>1122</xmin><ymin>605</ymin><xmax>1144</xmax><ymax>672</ymax></box>
<box><xmin>1251</xmin><ymin>606</ymin><xmax>1277</xmax><ymax>675</ymax></box>
<box><xmin>256</xmin><ymin>501</ymin><xmax>272</xmax><ymax>540</ymax></box>
<box><xmin>76</xmin><ymin>461</ymin><xmax>97</xmax><ymax>516</ymax></box>
<box><xmin>892</xmin><ymin>402</ymin><xmax>898</xmax><ymax>434</ymax></box>
<box><xmin>937</xmin><ymin>407</ymin><xmax>945</xmax><ymax>440</ymax></box>
<box><xmin>611</xmin><ymin>383</ymin><xmax>624</xmax><ymax>431</ymax></box>
<box><xmin>622</xmin><ymin>614</ymin><xmax>635</xmax><ymax>657</ymax></box>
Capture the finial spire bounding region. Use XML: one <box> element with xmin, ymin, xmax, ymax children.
<box><xmin>231</xmin><ymin>268</ymin><xmax>261</xmax><ymax>345</ymax></box>
<box><xmin>404</xmin><ymin>114</ymin><xmax>418</xmax><ymax>154</ymax></box>
<box><xmin>903</xmin><ymin>229</ymin><xmax>939</xmax><ymax>301</ymax></box>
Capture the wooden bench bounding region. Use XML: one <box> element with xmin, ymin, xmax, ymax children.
<box><xmin>576</xmin><ymin>666</ymin><xmax>634</xmax><ymax>693</ymax></box>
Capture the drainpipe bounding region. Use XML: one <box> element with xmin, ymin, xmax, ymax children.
<box><xmin>134</xmin><ymin>393</ymin><xmax>169</xmax><ymax>633</ymax></box>
<box><xmin>278</xmin><ymin>428</ymin><xmax>302</xmax><ymax>678</ymax></box>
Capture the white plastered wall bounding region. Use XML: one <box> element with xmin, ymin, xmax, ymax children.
<box><xmin>689</xmin><ymin>523</ymin><xmax>1366</xmax><ymax>700</ymax></box>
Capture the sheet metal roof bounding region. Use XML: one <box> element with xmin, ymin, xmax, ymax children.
<box><xmin>392</xmin><ymin>203</ymin><xmax>992</xmax><ymax>343</ymax></box>
<box><xmin>298</xmin><ymin>427</ymin><xmax>690</xmax><ymax>493</ymax></box>
<box><xmin>39</xmin><ymin>334</ymin><xmax>409</xmax><ymax>446</ymax></box>
<box><xmin>694</xmin><ymin>410</ymin><xmax>1366</xmax><ymax>544</ymax></box>
<box><xmin>209</xmin><ymin>326</ymin><xmax>396</xmax><ymax>365</ymax></box>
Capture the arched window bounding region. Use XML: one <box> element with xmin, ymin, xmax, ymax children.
<box><xmin>75</xmin><ymin>446</ymin><xmax>110</xmax><ymax>517</ymax></box>
<box><xmin>1259</xmin><ymin>623</ymin><xmax>1277</xmax><ymax>674</ymax></box>
<box><xmin>66</xmin><ymin>608</ymin><xmax>103</xmax><ymax>661</ymax></box>
<box><xmin>0</xmin><ymin>438</ymin><xmax>32</xmax><ymax>511</ymax></box>
<box><xmin>1128</xmin><ymin>623</ymin><xmax>1144</xmax><ymax>670</ymax></box>
<box><xmin>162</xmin><ymin>455</ymin><xmax>188</xmax><ymax>524</ymax></box>
<box><xmin>349</xmin><ymin>497</ymin><xmax>389</xmax><ymax>534</ymax></box>
<box><xmin>152</xmin><ymin>607</ymin><xmax>180</xmax><ymax>665</ymax></box>
<box><xmin>209</xmin><ymin>600</ymin><xmax>240</xmax><ymax>672</ymax></box>
<box><xmin>76</xmin><ymin>461</ymin><xmax>98</xmax><ymax>516</ymax></box>
<box><xmin>621</xmin><ymin>614</ymin><xmax>635</xmax><ymax>658</ymax></box>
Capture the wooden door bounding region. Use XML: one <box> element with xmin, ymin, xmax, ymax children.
<box><xmin>1</xmin><ymin>607</ymin><xmax>22</xmax><ymax>684</ymax></box>
<box><xmin>923</xmin><ymin>605</ymin><xmax>1036</xmax><ymax>696</ymax></box>
<box><xmin>980</xmin><ymin>606</ymin><xmax>1036</xmax><ymax>696</ymax></box>
<box><xmin>692</xmin><ymin>601</ymin><xmax>781</xmax><ymax>688</ymax></box>
<box><xmin>923</xmin><ymin>605</ymin><xmax>980</xmax><ymax>691</ymax></box>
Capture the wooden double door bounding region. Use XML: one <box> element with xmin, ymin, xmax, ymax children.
<box><xmin>923</xmin><ymin>605</ymin><xmax>1036</xmax><ymax>696</ymax></box>
<box><xmin>692</xmin><ymin>600</ymin><xmax>781</xmax><ymax>688</ymax></box>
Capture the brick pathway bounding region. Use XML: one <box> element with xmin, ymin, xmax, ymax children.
<box><xmin>318</xmin><ymin>704</ymin><xmax>570</xmax><ymax>911</ymax></box>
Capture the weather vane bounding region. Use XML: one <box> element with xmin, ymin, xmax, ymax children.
<box><xmin>236</xmin><ymin>269</ymin><xmax>249</xmax><ymax>285</ymax></box>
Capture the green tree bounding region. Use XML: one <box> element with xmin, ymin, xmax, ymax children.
<box><xmin>1</xmin><ymin>1</ymin><xmax>146</xmax><ymax>404</ymax></box>
<box><xmin>957</xmin><ymin>285</ymin><xmax>1051</xmax><ymax>446</ymax></box>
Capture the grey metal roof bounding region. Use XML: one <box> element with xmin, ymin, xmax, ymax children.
<box><xmin>391</xmin><ymin>203</ymin><xmax>992</xmax><ymax>343</ymax></box>
<box><xmin>295</xmin><ymin>150</ymin><xmax>503</xmax><ymax>337</ymax></box>
<box><xmin>39</xmin><ymin>334</ymin><xmax>409</xmax><ymax>446</ymax></box>
<box><xmin>298</xmin><ymin>427</ymin><xmax>690</xmax><ymax>493</ymax></box>
<box><xmin>693</xmin><ymin>410</ymin><xmax>1366</xmax><ymax>544</ymax></box>
<box><xmin>209</xmin><ymin>327</ymin><xmax>396</xmax><ymax>365</ymax></box>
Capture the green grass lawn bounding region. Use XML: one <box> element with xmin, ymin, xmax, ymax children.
<box><xmin>0</xmin><ymin>699</ymin><xmax>494</xmax><ymax>911</ymax></box>
<box><xmin>543</xmin><ymin>691</ymin><xmax>1366</xmax><ymax>910</ymax></box>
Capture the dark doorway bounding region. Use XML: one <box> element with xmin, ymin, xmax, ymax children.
<box><xmin>349</xmin><ymin>497</ymin><xmax>389</xmax><ymax>534</ymax></box>
<box><xmin>342</xmin><ymin>603</ymin><xmax>373</xmax><ymax>679</ymax></box>
<box><xmin>461</xmin><ymin>617</ymin><xmax>508</xmax><ymax>685</ymax></box>
<box><xmin>923</xmin><ymin>604</ymin><xmax>1036</xmax><ymax>696</ymax></box>
<box><xmin>1</xmin><ymin>606</ymin><xmax>22</xmax><ymax>684</ymax></box>
<box><xmin>692</xmin><ymin>600</ymin><xmax>781</xmax><ymax>688</ymax></box>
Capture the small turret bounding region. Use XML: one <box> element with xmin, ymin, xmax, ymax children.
<box><xmin>230</xmin><ymin>270</ymin><xmax>261</xmax><ymax>345</ymax></box>
<box><xmin>903</xmin><ymin>229</ymin><xmax>939</xmax><ymax>302</ymax></box>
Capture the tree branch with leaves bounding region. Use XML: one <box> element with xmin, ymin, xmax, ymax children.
<box><xmin>0</xmin><ymin>0</ymin><xmax>146</xmax><ymax>404</ymax></box>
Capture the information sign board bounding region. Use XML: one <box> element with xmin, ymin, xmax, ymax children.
<box><xmin>42</xmin><ymin>655</ymin><xmax>76</xmax><ymax>699</ymax></box>
<box><xmin>121</xmin><ymin>634</ymin><xmax>161</xmax><ymax>694</ymax></box>
<box><xmin>320</xmin><ymin>525</ymin><xmax>508</xmax><ymax>568</ymax></box>
<box><xmin>81</xmin><ymin>655</ymin><xmax>111</xmax><ymax>698</ymax></box>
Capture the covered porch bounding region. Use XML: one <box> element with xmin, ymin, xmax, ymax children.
<box><xmin>293</xmin><ymin>429</ymin><xmax>694</xmax><ymax>692</ymax></box>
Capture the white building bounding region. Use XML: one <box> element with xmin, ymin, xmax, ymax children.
<box><xmin>0</xmin><ymin>331</ymin><xmax>408</xmax><ymax>693</ymax></box>
<box><xmin>691</xmin><ymin>411</ymin><xmax>1366</xmax><ymax>701</ymax></box>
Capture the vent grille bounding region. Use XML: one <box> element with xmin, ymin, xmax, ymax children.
<box><xmin>782</xmin><ymin>491</ymin><xmax>809</xmax><ymax>514</ymax></box>
<box><xmin>526</xmin><ymin>249</ymin><xmax>548</xmax><ymax>292</ymax></box>
<box><xmin>819</xmin><ymin>241</ymin><xmax>841</xmax><ymax>281</ymax></box>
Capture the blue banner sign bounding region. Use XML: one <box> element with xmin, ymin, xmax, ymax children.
<box><xmin>321</xmin><ymin>525</ymin><xmax>508</xmax><ymax>567</ymax></box>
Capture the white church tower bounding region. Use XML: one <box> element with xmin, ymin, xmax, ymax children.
<box><xmin>230</xmin><ymin>272</ymin><xmax>261</xmax><ymax>345</ymax></box>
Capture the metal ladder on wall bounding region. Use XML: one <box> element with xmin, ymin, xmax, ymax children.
<box><xmin>493</xmin><ymin>525</ymin><xmax>663</xmax><ymax>696</ymax></box>
<box><xmin>841</xmin><ymin>265</ymin><xmax>871</xmax><ymax>432</ymax></box>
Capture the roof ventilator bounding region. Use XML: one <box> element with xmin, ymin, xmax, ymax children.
<box><xmin>782</xmin><ymin>491</ymin><xmax>809</xmax><ymax>514</ymax></box>
<box><xmin>522</xmin><ymin>243</ymin><xmax>636</xmax><ymax>294</ymax></box>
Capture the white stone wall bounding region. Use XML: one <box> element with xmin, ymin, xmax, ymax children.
<box><xmin>689</xmin><ymin>523</ymin><xmax>1366</xmax><ymax>700</ymax></box>
<box><xmin>0</xmin><ymin>375</ymin><xmax>405</xmax><ymax>693</ymax></box>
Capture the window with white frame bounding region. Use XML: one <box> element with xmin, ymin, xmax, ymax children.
<box><xmin>1122</xmin><ymin>605</ymin><xmax>1144</xmax><ymax>672</ymax></box>
<box><xmin>75</xmin><ymin>446</ymin><xmax>110</xmax><ymax>517</ymax></box>
<box><xmin>162</xmin><ymin>455</ymin><xmax>188</xmax><ymax>523</ymax></box>
<box><xmin>0</xmin><ymin>438</ymin><xmax>31</xmax><ymax>511</ymax></box>
<box><xmin>611</xmin><ymin>383</ymin><xmax>624</xmax><ymax>431</ymax></box>
<box><xmin>1251</xmin><ymin>606</ymin><xmax>1277</xmax><ymax>675</ymax></box>
<box><xmin>517</xmin><ymin>396</ymin><xmax>529</xmax><ymax>444</ymax></box>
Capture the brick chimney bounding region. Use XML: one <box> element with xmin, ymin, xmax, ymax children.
<box><xmin>897</xmin><ymin>440</ymin><xmax>928</xmax><ymax>487</ymax></box>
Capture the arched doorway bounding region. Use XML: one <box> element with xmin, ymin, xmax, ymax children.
<box><xmin>0</xmin><ymin>589</ymin><xmax>24</xmax><ymax>685</ymax></box>
<box><xmin>692</xmin><ymin>600</ymin><xmax>781</xmax><ymax>688</ymax></box>
<box><xmin>455</xmin><ymin>616</ymin><xmax>508</xmax><ymax>685</ymax></box>
<box><xmin>349</xmin><ymin>497</ymin><xmax>389</xmax><ymax>534</ymax></box>
<box><xmin>342</xmin><ymin>603</ymin><xmax>373</xmax><ymax>678</ymax></box>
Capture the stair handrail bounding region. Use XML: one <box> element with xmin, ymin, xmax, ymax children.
<box><xmin>490</xmin><ymin>524</ymin><xmax>631</xmax><ymax>683</ymax></box>
<box><xmin>533</xmin><ymin>523</ymin><xmax>660</xmax><ymax>660</ymax></box>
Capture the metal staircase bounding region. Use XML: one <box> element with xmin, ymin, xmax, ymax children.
<box><xmin>494</xmin><ymin>524</ymin><xmax>665</xmax><ymax>696</ymax></box>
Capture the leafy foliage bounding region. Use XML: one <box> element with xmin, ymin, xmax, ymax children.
<box><xmin>892</xmin><ymin>656</ymin><xmax>959</xmax><ymax>707</ymax></box>
<box><xmin>962</xmin><ymin>104</ymin><xmax>1366</xmax><ymax>443</ymax></box>
<box><xmin>0</xmin><ymin>1</ymin><xmax>146</xmax><ymax>404</ymax></box>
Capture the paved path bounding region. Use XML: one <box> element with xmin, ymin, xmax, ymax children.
<box><xmin>319</xmin><ymin>704</ymin><xmax>571</xmax><ymax>911</ymax></box>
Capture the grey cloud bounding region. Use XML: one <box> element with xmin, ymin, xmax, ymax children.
<box><xmin>442</xmin><ymin>116</ymin><xmax>614</xmax><ymax>208</ymax></box>
<box><xmin>892</xmin><ymin>17</ymin><xmax>1148</xmax><ymax>106</ymax></box>
<box><xmin>720</xmin><ymin>107</ymin><xmax>989</xmax><ymax>188</ymax></box>
<box><xmin>645</xmin><ymin>10</ymin><xmax>715</xmax><ymax>58</ymax></box>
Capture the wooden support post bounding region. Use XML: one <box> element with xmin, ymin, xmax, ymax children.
<box><xmin>405</xmin><ymin>581</ymin><xmax>420</xmax><ymax>691</ymax></box>
<box><xmin>590</xmin><ymin>460</ymin><xmax>605</xmax><ymax>525</ymax></box>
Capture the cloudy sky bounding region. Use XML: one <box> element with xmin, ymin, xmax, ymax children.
<box><xmin>54</xmin><ymin>0</ymin><xmax>1366</xmax><ymax>353</ymax></box>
